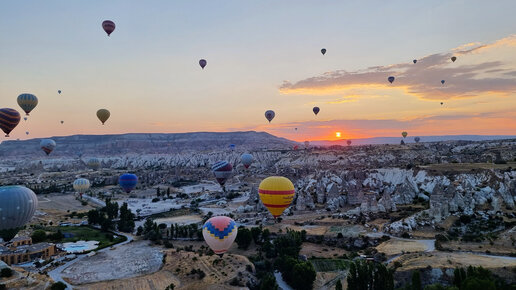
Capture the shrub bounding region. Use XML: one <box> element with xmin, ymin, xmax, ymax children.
<box><xmin>0</xmin><ymin>268</ymin><xmax>13</xmax><ymax>278</ymax></box>
<box><xmin>50</xmin><ymin>282</ymin><xmax>67</xmax><ymax>290</ymax></box>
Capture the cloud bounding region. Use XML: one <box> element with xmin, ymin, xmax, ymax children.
<box><xmin>280</xmin><ymin>35</ymin><xmax>516</xmax><ymax>101</ymax></box>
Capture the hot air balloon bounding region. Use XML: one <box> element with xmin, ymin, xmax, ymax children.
<box><xmin>413</xmin><ymin>59</ymin><xmax>417</xmax><ymax>64</ymax></box>
<box><xmin>293</xmin><ymin>145</ymin><xmax>299</xmax><ymax>150</ymax></box>
<box><xmin>258</xmin><ymin>176</ymin><xmax>295</xmax><ymax>219</ymax></box>
<box><xmin>0</xmin><ymin>186</ymin><xmax>38</xmax><ymax>241</ymax></box>
<box><xmin>321</xmin><ymin>48</ymin><xmax>326</xmax><ymax>55</ymax></box>
<box><xmin>294</xmin><ymin>128</ymin><xmax>297</xmax><ymax>131</ymax></box>
<box><xmin>265</xmin><ymin>110</ymin><xmax>275</xmax><ymax>123</ymax></box>
<box><xmin>402</xmin><ymin>131</ymin><xmax>408</xmax><ymax>138</ymax></box>
<box><xmin>441</xmin><ymin>80</ymin><xmax>445</xmax><ymax>85</ymax></box>
<box><xmin>26</xmin><ymin>131</ymin><xmax>29</xmax><ymax>135</ymax></box>
<box><xmin>313</xmin><ymin>107</ymin><xmax>320</xmax><ymax>115</ymax></box>
<box><xmin>58</xmin><ymin>90</ymin><xmax>62</xmax><ymax>94</ymax></box>
<box><xmin>102</xmin><ymin>20</ymin><xmax>116</xmax><ymax>36</ymax></box>
<box><xmin>17</xmin><ymin>94</ymin><xmax>38</xmax><ymax>116</ymax></box>
<box><xmin>440</xmin><ymin>102</ymin><xmax>444</xmax><ymax>106</ymax></box>
<box><xmin>347</xmin><ymin>140</ymin><xmax>352</xmax><ymax>146</ymax></box>
<box><xmin>86</xmin><ymin>158</ymin><xmax>101</xmax><ymax>170</ymax></box>
<box><xmin>241</xmin><ymin>153</ymin><xmax>253</xmax><ymax>169</ymax></box>
<box><xmin>0</xmin><ymin>108</ymin><xmax>21</xmax><ymax>137</ymax></box>
<box><xmin>119</xmin><ymin>173</ymin><xmax>138</xmax><ymax>193</ymax></box>
<box><xmin>199</xmin><ymin>59</ymin><xmax>207</xmax><ymax>69</ymax></box>
<box><xmin>60</xmin><ymin>120</ymin><xmax>64</xmax><ymax>124</ymax></box>
<box><xmin>40</xmin><ymin>139</ymin><xmax>56</xmax><ymax>155</ymax></box>
<box><xmin>388</xmin><ymin>76</ymin><xmax>395</xmax><ymax>84</ymax></box>
<box><xmin>202</xmin><ymin>216</ymin><xmax>237</xmax><ymax>256</ymax></box>
<box><xmin>73</xmin><ymin>178</ymin><xmax>90</xmax><ymax>198</ymax></box>
<box><xmin>229</xmin><ymin>144</ymin><xmax>236</xmax><ymax>151</ymax></box>
<box><xmin>304</xmin><ymin>141</ymin><xmax>309</xmax><ymax>148</ymax></box>
<box><xmin>23</xmin><ymin>117</ymin><xmax>27</xmax><ymax>121</ymax></box>
<box><xmin>212</xmin><ymin>161</ymin><xmax>233</xmax><ymax>189</ymax></box>
<box><xmin>451</xmin><ymin>56</ymin><xmax>457</xmax><ymax>62</ymax></box>
<box><xmin>414</xmin><ymin>137</ymin><xmax>421</xmax><ymax>143</ymax></box>
<box><xmin>97</xmin><ymin>109</ymin><xmax>110</xmax><ymax>125</ymax></box>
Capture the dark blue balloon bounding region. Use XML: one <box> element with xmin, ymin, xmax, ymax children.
<box><xmin>119</xmin><ymin>173</ymin><xmax>138</xmax><ymax>193</ymax></box>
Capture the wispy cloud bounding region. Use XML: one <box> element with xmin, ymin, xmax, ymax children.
<box><xmin>280</xmin><ymin>35</ymin><xmax>516</xmax><ymax>101</ymax></box>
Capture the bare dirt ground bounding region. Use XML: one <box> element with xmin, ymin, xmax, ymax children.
<box><xmin>61</xmin><ymin>240</ymin><xmax>164</xmax><ymax>285</ymax></box>
<box><xmin>37</xmin><ymin>193</ymin><xmax>96</xmax><ymax>212</ymax></box>
<box><xmin>81</xmin><ymin>247</ymin><xmax>256</xmax><ymax>290</ymax></box>
<box><xmin>392</xmin><ymin>252</ymin><xmax>516</xmax><ymax>271</ymax></box>
<box><xmin>1</xmin><ymin>269</ymin><xmax>52</xmax><ymax>290</ymax></box>
<box><xmin>154</xmin><ymin>215</ymin><xmax>203</xmax><ymax>226</ymax></box>
<box><xmin>300</xmin><ymin>242</ymin><xmax>349</xmax><ymax>259</ymax></box>
<box><xmin>376</xmin><ymin>239</ymin><xmax>429</xmax><ymax>256</ymax></box>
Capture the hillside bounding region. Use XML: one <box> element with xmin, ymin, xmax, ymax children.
<box><xmin>0</xmin><ymin>131</ymin><xmax>297</xmax><ymax>157</ymax></box>
<box><xmin>311</xmin><ymin>135</ymin><xmax>516</xmax><ymax>146</ymax></box>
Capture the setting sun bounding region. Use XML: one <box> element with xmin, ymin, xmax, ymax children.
<box><xmin>335</xmin><ymin>132</ymin><xmax>341</xmax><ymax>138</ymax></box>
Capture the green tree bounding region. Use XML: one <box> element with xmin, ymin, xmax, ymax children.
<box><xmin>104</xmin><ymin>198</ymin><xmax>119</xmax><ymax>220</ymax></box>
<box><xmin>290</xmin><ymin>261</ymin><xmax>316</xmax><ymax>290</ymax></box>
<box><xmin>347</xmin><ymin>260</ymin><xmax>394</xmax><ymax>290</ymax></box>
<box><xmin>87</xmin><ymin>209</ymin><xmax>101</xmax><ymax>225</ymax></box>
<box><xmin>251</xmin><ymin>227</ymin><xmax>262</xmax><ymax>244</ymax></box>
<box><xmin>335</xmin><ymin>279</ymin><xmax>342</xmax><ymax>290</ymax></box>
<box><xmin>118</xmin><ymin>202</ymin><xmax>135</xmax><ymax>232</ymax></box>
<box><xmin>412</xmin><ymin>271</ymin><xmax>422</xmax><ymax>290</ymax></box>
<box><xmin>259</xmin><ymin>273</ymin><xmax>278</xmax><ymax>290</ymax></box>
<box><xmin>0</xmin><ymin>268</ymin><xmax>13</xmax><ymax>278</ymax></box>
<box><xmin>31</xmin><ymin>229</ymin><xmax>47</xmax><ymax>243</ymax></box>
<box><xmin>50</xmin><ymin>282</ymin><xmax>67</xmax><ymax>290</ymax></box>
<box><xmin>235</xmin><ymin>227</ymin><xmax>253</xmax><ymax>250</ymax></box>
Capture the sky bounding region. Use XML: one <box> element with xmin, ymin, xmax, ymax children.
<box><xmin>1</xmin><ymin>0</ymin><xmax>516</xmax><ymax>142</ymax></box>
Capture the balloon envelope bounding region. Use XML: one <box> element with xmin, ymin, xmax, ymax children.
<box><xmin>202</xmin><ymin>216</ymin><xmax>238</xmax><ymax>255</ymax></box>
<box><xmin>73</xmin><ymin>178</ymin><xmax>90</xmax><ymax>194</ymax></box>
<box><xmin>402</xmin><ymin>131</ymin><xmax>408</xmax><ymax>138</ymax></box>
<box><xmin>102</xmin><ymin>20</ymin><xmax>116</xmax><ymax>36</ymax></box>
<box><xmin>388</xmin><ymin>76</ymin><xmax>395</xmax><ymax>84</ymax></box>
<box><xmin>441</xmin><ymin>80</ymin><xmax>445</xmax><ymax>85</ymax></box>
<box><xmin>87</xmin><ymin>158</ymin><xmax>101</xmax><ymax>170</ymax></box>
<box><xmin>258</xmin><ymin>176</ymin><xmax>295</xmax><ymax>218</ymax></box>
<box><xmin>451</xmin><ymin>56</ymin><xmax>457</xmax><ymax>62</ymax></box>
<box><xmin>199</xmin><ymin>59</ymin><xmax>207</xmax><ymax>69</ymax></box>
<box><xmin>97</xmin><ymin>109</ymin><xmax>110</xmax><ymax>125</ymax></box>
<box><xmin>212</xmin><ymin>161</ymin><xmax>233</xmax><ymax>186</ymax></box>
<box><xmin>414</xmin><ymin>137</ymin><xmax>421</xmax><ymax>143</ymax></box>
<box><xmin>347</xmin><ymin>140</ymin><xmax>352</xmax><ymax>146</ymax></box>
<box><xmin>241</xmin><ymin>153</ymin><xmax>253</xmax><ymax>169</ymax></box>
<box><xmin>0</xmin><ymin>186</ymin><xmax>38</xmax><ymax>241</ymax></box>
<box><xmin>58</xmin><ymin>90</ymin><xmax>62</xmax><ymax>94</ymax></box>
<box><xmin>17</xmin><ymin>94</ymin><xmax>38</xmax><ymax>116</ymax></box>
<box><xmin>321</xmin><ymin>48</ymin><xmax>326</xmax><ymax>55</ymax></box>
<box><xmin>0</xmin><ymin>108</ymin><xmax>21</xmax><ymax>137</ymax></box>
<box><xmin>229</xmin><ymin>144</ymin><xmax>236</xmax><ymax>150</ymax></box>
<box><xmin>40</xmin><ymin>139</ymin><xmax>56</xmax><ymax>155</ymax></box>
<box><xmin>119</xmin><ymin>173</ymin><xmax>138</xmax><ymax>193</ymax></box>
<box><xmin>413</xmin><ymin>59</ymin><xmax>417</xmax><ymax>64</ymax></box>
<box><xmin>313</xmin><ymin>107</ymin><xmax>320</xmax><ymax>115</ymax></box>
<box><xmin>265</xmin><ymin>110</ymin><xmax>275</xmax><ymax>123</ymax></box>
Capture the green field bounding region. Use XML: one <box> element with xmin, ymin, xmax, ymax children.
<box><xmin>310</xmin><ymin>258</ymin><xmax>350</xmax><ymax>272</ymax></box>
<box><xmin>50</xmin><ymin>226</ymin><xmax>126</xmax><ymax>250</ymax></box>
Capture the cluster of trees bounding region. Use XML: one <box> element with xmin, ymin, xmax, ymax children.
<box><xmin>87</xmin><ymin>198</ymin><xmax>135</xmax><ymax>232</ymax></box>
<box><xmin>136</xmin><ymin>218</ymin><xmax>202</xmax><ymax>242</ymax></box>
<box><xmin>347</xmin><ymin>259</ymin><xmax>395</xmax><ymax>290</ymax></box>
<box><xmin>31</xmin><ymin>229</ymin><xmax>64</xmax><ymax>243</ymax></box>
<box><xmin>246</xmin><ymin>228</ymin><xmax>314</xmax><ymax>290</ymax></box>
<box><xmin>423</xmin><ymin>266</ymin><xmax>515</xmax><ymax>290</ymax></box>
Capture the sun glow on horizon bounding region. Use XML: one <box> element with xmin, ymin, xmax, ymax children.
<box><xmin>335</xmin><ymin>132</ymin><xmax>341</xmax><ymax>138</ymax></box>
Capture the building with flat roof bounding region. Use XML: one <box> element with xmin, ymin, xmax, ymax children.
<box><xmin>0</xmin><ymin>237</ymin><xmax>56</xmax><ymax>265</ymax></box>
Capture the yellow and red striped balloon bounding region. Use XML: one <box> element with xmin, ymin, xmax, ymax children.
<box><xmin>258</xmin><ymin>176</ymin><xmax>295</xmax><ymax>218</ymax></box>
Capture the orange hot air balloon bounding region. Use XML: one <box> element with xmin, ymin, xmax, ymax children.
<box><xmin>258</xmin><ymin>176</ymin><xmax>295</xmax><ymax>218</ymax></box>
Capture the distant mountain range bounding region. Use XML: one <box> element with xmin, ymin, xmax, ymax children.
<box><xmin>310</xmin><ymin>135</ymin><xmax>516</xmax><ymax>146</ymax></box>
<box><xmin>0</xmin><ymin>131</ymin><xmax>296</xmax><ymax>157</ymax></box>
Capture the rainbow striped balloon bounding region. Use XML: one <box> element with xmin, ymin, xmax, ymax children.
<box><xmin>258</xmin><ymin>176</ymin><xmax>295</xmax><ymax>218</ymax></box>
<box><xmin>0</xmin><ymin>108</ymin><xmax>21</xmax><ymax>137</ymax></box>
<box><xmin>202</xmin><ymin>216</ymin><xmax>237</xmax><ymax>256</ymax></box>
<box><xmin>17</xmin><ymin>94</ymin><xmax>38</xmax><ymax>115</ymax></box>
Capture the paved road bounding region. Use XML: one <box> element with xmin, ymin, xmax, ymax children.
<box><xmin>48</xmin><ymin>231</ymin><xmax>133</xmax><ymax>289</ymax></box>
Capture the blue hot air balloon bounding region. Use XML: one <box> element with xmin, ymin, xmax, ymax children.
<box><xmin>119</xmin><ymin>173</ymin><xmax>138</xmax><ymax>193</ymax></box>
<box><xmin>241</xmin><ymin>153</ymin><xmax>253</xmax><ymax>169</ymax></box>
<box><xmin>388</xmin><ymin>76</ymin><xmax>395</xmax><ymax>84</ymax></box>
<box><xmin>229</xmin><ymin>144</ymin><xmax>236</xmax><ymax>151</ymax></box>
<box><xmin>441</xmin><ymin>80</ymin><xmax>445</xmax><ymax>85</ymax></box>
<box><xmin>0</xmin><ymin>186</ymin><xmax>38</xmax><ymax>241</ymax></box>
